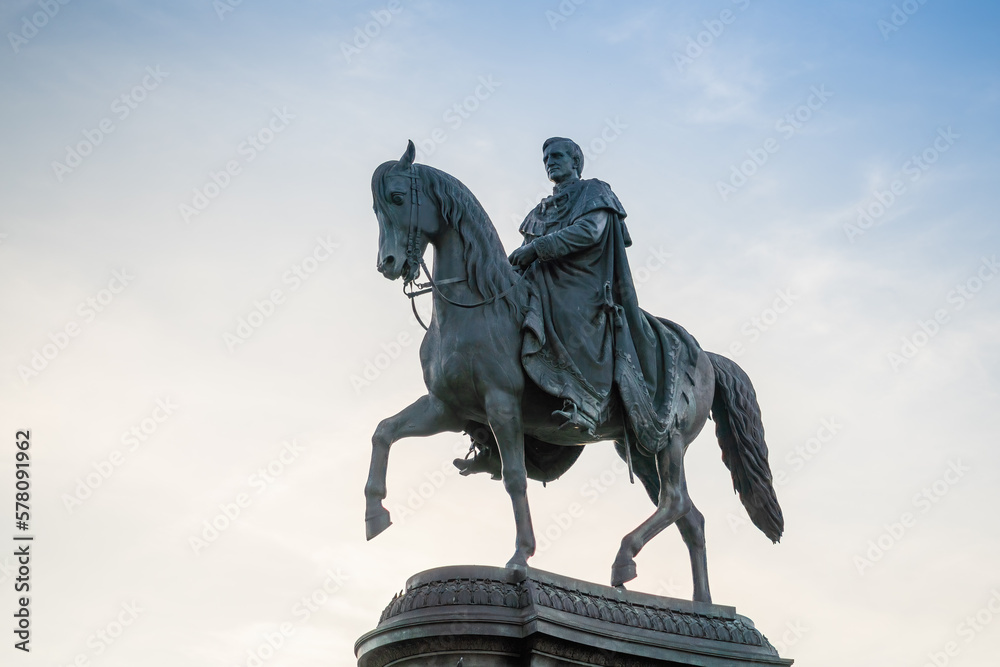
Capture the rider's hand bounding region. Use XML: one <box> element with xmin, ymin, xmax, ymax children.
<box><xmin>508</xmin><ymin>244</ymin><xmax>538</xmax><ymax>268</ymax></box>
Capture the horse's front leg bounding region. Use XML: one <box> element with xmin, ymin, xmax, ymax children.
<box><xmin>485</xmin><ymin>389</ymin><xmax>535</xmax><ymax>570</ymax></box>
<box><xmin>365</xmin><ymin>394</ymin><xmax>462</xmax><ymax>540</ymax></box>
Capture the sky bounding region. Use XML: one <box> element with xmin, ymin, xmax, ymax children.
<box><xmin>1</xmin><ymin>0</ymin><xmax>998</xmax><ymax>665</ymax></box>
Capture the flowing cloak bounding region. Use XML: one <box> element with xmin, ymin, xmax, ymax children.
<box><xmin>519</xmin><ymin>178</ymin><xmax>691</xmax><ymax>452</ymax></box>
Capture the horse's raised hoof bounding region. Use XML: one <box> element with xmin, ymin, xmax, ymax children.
<box><xmin>365</xmin><ymin>507</ymin><xmax>392</xmax><ymax>541</ymax></box>
<box><xmin>610</xmin><ymin>559</ymin><xmax>637</xmax><ymax>587</ymax></box>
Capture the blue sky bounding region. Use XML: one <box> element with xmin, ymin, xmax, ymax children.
<box><xmin>1</xmin><ymin>1</ymin><xmax>998</xmax><ymax>666</ymax></box>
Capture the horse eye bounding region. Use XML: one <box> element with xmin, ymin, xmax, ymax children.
<box><xmin>391</xmin><ymin>193</ymin><xmax>404</xmax><ymax>205</ymax></box>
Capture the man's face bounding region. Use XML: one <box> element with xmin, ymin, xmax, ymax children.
<box><xmin>543</xmin><ymin>142</ymin><xmax>578</xmax><ymax>184</ymax></box>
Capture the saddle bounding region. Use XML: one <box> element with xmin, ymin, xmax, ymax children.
<box><xmin>453</xmin><ymin>317</ymin><xmax>702</xmax><ymax>480</ymax></box>
<box><xmin>453</xmin><ymin>421</ymin><xmax>584</xmax><ymax>483</ymax></box>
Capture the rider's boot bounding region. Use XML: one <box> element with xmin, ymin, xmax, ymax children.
<box><xmin>453</xmin><ymin>443</ymin><xmax>502</xmax><ymax>480</ymax></box>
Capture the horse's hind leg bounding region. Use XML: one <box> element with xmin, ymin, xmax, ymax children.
<box><xmin>611</xmin><ymin>437</ymin><xmax>691</xmax><ymax>587</ymax></box>
<box><xmin>365</xmin><ymin>394</ymin><xmax>462</xmax><ymax>540</ymax></box>
<box><xmin>614</xmin><ymin>440</ymin><xmax>710</xmax><ymax>602</ymax></box>
<box><xmin>676</xmin><ymin>504</ymin><xmax>711</xmax><ymax>603</ymax></box>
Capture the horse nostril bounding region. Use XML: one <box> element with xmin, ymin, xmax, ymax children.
<box><xmin>379</xmin><ymin>255</ymin><xmax>395</xmax><ymax>273</ymax></box>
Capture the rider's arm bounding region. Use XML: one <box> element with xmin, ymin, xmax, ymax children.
<box><xmin>533</xmin><ymin>209</ymin><xmax>609</xmax><ymax>261</ymax></box>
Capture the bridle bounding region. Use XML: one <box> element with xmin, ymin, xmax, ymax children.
<box><xmin>396</xmin><ymin>167</ymin><xmax>524</xmax><ymax>330</ymax></box>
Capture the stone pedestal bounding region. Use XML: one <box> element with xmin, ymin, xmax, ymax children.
<box><xmin>355</xmin><ymin>565</ymin><xmax>792</xmax><ymax>666</ymax></box>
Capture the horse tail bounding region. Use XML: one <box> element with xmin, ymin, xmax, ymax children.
<box><xmin>706</xmin><ymin>352</ymin><xmax>784</xmax><ymax>542</ymax></box>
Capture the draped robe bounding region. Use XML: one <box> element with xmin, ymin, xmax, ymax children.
<box><xmin>519</xmin><ymin>178</ymin><xmax>686</xmax><ymax>450</ymax></box>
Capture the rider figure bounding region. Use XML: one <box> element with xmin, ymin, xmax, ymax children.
<box><xmin>457</xmin><ymin>137</ymin><xmax>655</xmax><ymax>477</ymax></box>
<box><xmin>509</xmin><ymin>137</ymin><xmax>631</xmax><ymax>436</ymax></box>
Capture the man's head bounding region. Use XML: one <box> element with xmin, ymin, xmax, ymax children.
<box><xmin>542</xmin><ymin>137</ymin><xmax>583</xmax><ymax>184</ymax></box>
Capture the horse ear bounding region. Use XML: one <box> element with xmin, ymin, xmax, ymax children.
<box><xmin>397</xmin><ymin>140</ymin><xmax>416</xmax><ymax>170</ymax></box>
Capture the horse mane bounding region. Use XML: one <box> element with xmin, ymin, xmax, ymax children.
<box><xmin>374</xmin><ymin>160</ymin><xmax>518</xmax><ymax>303</ymax></box>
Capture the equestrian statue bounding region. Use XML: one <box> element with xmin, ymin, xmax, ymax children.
<box><xmin>364</xmin><ymin>138</ymin><xmax>783</xmax><ymax>603</ymax></box>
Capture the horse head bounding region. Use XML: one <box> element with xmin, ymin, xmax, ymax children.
<box><xmin>371</xmin><ymin>140</ymin><xmax>441</xmax><ymax>282</ymax></box>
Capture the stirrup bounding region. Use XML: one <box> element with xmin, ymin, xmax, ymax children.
<box><xmin>552</xmin><ymin>400</ymin><xmax>598</xmax><ymax>438</ymax></box>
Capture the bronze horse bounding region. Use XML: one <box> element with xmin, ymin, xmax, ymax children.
<box><xmin>364</xmin><ymin>141</ymin><xmax>782</xmax><ymax>602</ymax></box>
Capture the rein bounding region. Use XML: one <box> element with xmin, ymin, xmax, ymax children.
<box><xmin>399</xmin><ymin>168</ymin><xmax>524</xmax><ymax>331</ymax></box>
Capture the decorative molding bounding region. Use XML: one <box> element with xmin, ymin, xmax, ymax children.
<box><xmin>378</xmin><ymin>570</ymin><xmax>777</xmax><ymax>655</ymax></box>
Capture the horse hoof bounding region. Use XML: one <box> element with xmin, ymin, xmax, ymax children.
<box><xmin>610</xmin><ymin>560</ymin><xmax>637</xmax><ymax>587</ymax></box>
<box><xmin>505</xmin><ymin>556</ymin><xmax>528</xmax><ymax>574</ymax></box>
<box><xmin>365</xmin><ymin>508</ymin><xmax>392</xmax><ymax>541</ymax></box>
